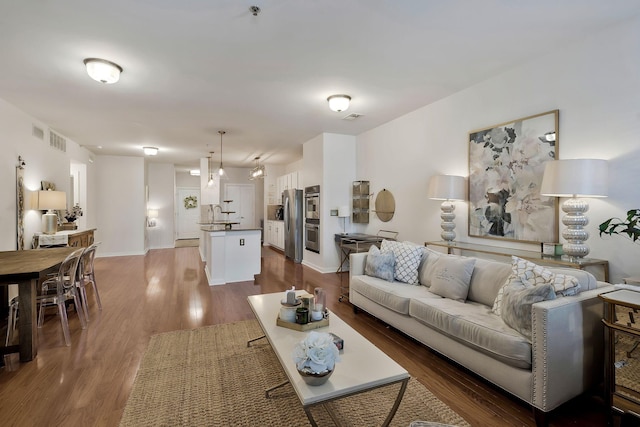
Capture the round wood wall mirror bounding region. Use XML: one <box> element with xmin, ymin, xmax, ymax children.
<box><xmin>375</xmin><ymin>189</ymin><xmax>395</xmax><ymax>222</ymax></box>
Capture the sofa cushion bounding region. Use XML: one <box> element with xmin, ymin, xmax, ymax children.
<box><xmin>409</xmin><ymin>297</ymin><xmax>532</xmax><ymax>369</ymax></box>
<box><xmin>501</xmin><ymin>282</ymin><xmax>555</xmax><ymax>341</ymax></box>
<box><xmin>350</xmin><ymin>274</ymin><xmax>438</xmax><ymax>315</ymax></box>
<box><xmin>419</xmin><ymin>248</ymin><xmax>466</xmax><ymax>287</ymax></box>
<box><xmin>364</xmin><ymin>245</ymin><xmax>396</xmax><ymax>282</ymax></box>
<box><xmin>467</xmin><ymin>258</ymin><xmax>512</xmax><ymax>306</ymax></box>
<box><xmin>381</xmin><ymin>240</ymin><xmax>424</xmax><ymax>285</ymax></box>
<box><xmin>429</xmin><ymin>257</ymin><xmax>476</xmax><ymax>302</ymax></box>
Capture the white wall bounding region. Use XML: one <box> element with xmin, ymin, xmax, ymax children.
<box><xmin>176</xmin><ymin>171</ymin><xmax>199</xmax><ymax>187</ymax></box>
<box><xmin>95</xmin><ymin>155</ymin><xmax>145</xmax><ymax>256</ymax></box>
<box><xmin>0</xmin><ymin>98</ymin><xmax>94</xmax><ymax>251</ymax></box>
<box><xmin>302</xmin><ymin>133</ymin><xmax>356</xmax><ymax>272</ymax></box>
<box><xmin>148</xmin><ymin>163</ymin><xmax>176</xmax><ymax>249</ymax></box>
<box><xmin>355</xmin><ymin>15</ymin><xmax>640</xmax><ymax>283</ymax></box>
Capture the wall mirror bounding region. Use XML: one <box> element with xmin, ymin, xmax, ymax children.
<box><xmin>374</xmin><ymin>189</ymin><xmax>395</xmax><ymax>222</ymax></box>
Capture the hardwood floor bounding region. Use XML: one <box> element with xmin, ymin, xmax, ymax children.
<box><xmin>0</xmin><ymin>246</ymin><xmax>609</xmax><ymax>426</ymax></box>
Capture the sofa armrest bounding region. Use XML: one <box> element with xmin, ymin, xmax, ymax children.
<box><xmin>530</xmin><ymin>285</ymin><xmax>615</xmax><ymax>411</ymax></box>
<box><xmin>349</xmin><ymin>252</ymin><xmax>367</xmax><ymax>280</ymax></box>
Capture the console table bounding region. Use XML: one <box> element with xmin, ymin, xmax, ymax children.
<box><xmin>425</xmin><ymin>240</ymin><xmax>609</xmax><ymax>282</ymax></box>
<box><xmin>33</xmin><ymin>228</ymin><xmax>96</xmax><ymax>249</ymax></box>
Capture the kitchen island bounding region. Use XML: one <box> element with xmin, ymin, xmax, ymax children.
<box><xmin>200</xmin><ymin>225</ymin><xmax>261</xmax><ymax>285</ymax></box>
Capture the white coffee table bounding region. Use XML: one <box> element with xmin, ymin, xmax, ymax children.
<box><xmin>247</xmin><ymin>291</ymin><xmax>409</xmax><ymax>427</ymax></box>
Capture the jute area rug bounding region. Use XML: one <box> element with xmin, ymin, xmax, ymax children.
<box><xmin>120</xmin><ymin>320</ymin><xmax>469</xmax><ymax>427</ymax></box>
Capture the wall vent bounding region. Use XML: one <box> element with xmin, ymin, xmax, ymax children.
<box><xmin>49</xmin><ymin>131</ymin><xmax>67</xmax><ymax>152</ymax></box>
<box><xmin>32</xmin><ymin>125</ymin><xmax>44</xmax><ymax>140</ymax></box>
<box><xmin>342</xmin><ymin>113</ymin><xmax>363</xmax><ymax>121</ymax></box>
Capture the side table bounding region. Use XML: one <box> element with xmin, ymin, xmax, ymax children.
<box><xmin>600</xmin><ymin>289</ymin><xmax>640</xmax><ymax>425</ymax></box>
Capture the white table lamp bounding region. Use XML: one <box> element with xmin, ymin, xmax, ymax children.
<box><xmin>540</xmin><ymin>159</ymin><xmax>608</xmax><ymax>258</ymax></box>
<box><xmin>338</xmin><ymin>205</ymin><xmax>350</xmax><ymax>234</ymax></box>
<box><xmin>148</xmin><ymin>209</ymin><xmax>159</xmax><ymax>227</ymax></box>
<box><xmin>37</xmin><ymin>190</ymin><xmax>67</xmax><ymax>234</ymax></box>
<box><xmin>428</xmin><ymin>175</ymin><xmax>466</xmax><ymax>241</ymax></box>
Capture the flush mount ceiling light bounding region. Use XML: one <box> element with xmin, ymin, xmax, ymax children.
<box><xmin>143</xmin><ymin>146</ymin><xmax>158</xmax><ymax>156</ymax></box>
<box><xmin>249</xmin><ymin>157</ymin><xmax>266</xmax><ymax>180</ymax></box>
<box><xmin>327</xmin><ymin>94</ymin><xmax>351</xmax><ymax>112</ymax></box>
<box><xmin>83</xmin><ymin>58</ymin><xmax>123</xmax><ymax>84</ymax></box>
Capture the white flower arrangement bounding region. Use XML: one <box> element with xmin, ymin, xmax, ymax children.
<box><xmin>292</xmin><ymin>331</ymin><xmax>340</xmax><ymax>374</ymax></box>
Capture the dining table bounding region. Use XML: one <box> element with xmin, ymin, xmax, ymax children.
<box><xmin>0</xmin><ymin>246</ymin><xmax>77</xmax><ymax>361</ymax></box>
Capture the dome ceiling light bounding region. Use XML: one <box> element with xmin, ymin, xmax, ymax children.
<box><xmin>83</xmin><ymin>58</ymin><xmax>123</xmax><ymax>84</ymax></box>
<box><xmin>327</xmin><ymin>94</ymin><xmax>351</xmax><ymax>112</ymax></box>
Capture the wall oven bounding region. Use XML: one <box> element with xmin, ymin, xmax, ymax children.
<box><xmin>305</xmin><ymin>185</ymin><xmax>320</xmax><ymax>220</ymax></box>
<box><xmin>305</xmin><ymin>222</ymin><xmax>320</xmax><ymax>253</ymax></box>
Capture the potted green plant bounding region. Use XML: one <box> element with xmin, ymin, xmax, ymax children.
<box><xmin>599</xmin><ymin>209</ymin><xmax>640</xmax><ymax>242</ymax></box>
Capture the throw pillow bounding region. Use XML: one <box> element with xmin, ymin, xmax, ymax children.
<box><xmin>380</xmin><ymin>240</ymin><xmax>424</xmax><ymax>285</ymax></box>
<box><xmin>429</xmin><ymin>257</ymin><xmax>476</xmax><ymax>302</ymax></box>
<box><xmin>364</xmin><ymin>245</ymin><xmax>396</xmax><ymax>282</ymax></box>
<box><xmin>511</xmin><ymin>256</ymin><xmax>580</xmax><ymax>296</ymax></box>
<box><xmin>501</xmin><ymin>282</ymin><xmax>556</xmax><ymax>341</ymax></box>
<box><xmin>491</xmin><ymin>273</ymin><xmax>522</xmax><ymax>316</ymax></box>
<box><xmin>493</xmin><ymin>256</ymin><xmax>581</xmax><ymax>315</ymax></box>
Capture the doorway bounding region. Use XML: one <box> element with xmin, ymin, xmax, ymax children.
<box><xmin>224</xmin><ymin>184</ymin><xmax>255</xmax><ymax>229</ymax></box>
<box><xmin>176</xmin><ymin>187</ymin><xmax>201</xmax><ymax>239</ymax></box>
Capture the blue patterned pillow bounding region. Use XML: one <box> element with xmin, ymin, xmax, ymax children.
<box><xmin>364</xmin><ymin>245</ymin><xmax>396</xmax><ymax>282</ymax></box>
<box><xmin>380</xmin><ymin>240</ymin><xmax>424</xmax><ymax>285</ymax></box>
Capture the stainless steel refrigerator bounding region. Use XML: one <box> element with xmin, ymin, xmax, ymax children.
<box><xmin>283</xmin><ymin>188</ymin><xmax>303</xmax><ymax>263</ymax></box>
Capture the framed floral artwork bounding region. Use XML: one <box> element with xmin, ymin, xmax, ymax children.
<box><xmin>468</xmin><ymin>110</ymin><xmax>559</xmax><ymax>243</ymax></box>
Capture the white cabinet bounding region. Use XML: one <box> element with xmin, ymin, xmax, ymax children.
<box><xmin>266</xmin><ymin>220</ymin><xmax>284</xmax><ymax>250</ymax></box>
<box><xmin>276</xmin><ymin>171</ymin><xmax>302</xmax><ymax>194</ymax></box>
<box><xmin>275</xmin><ymin>221</ymin><xmax>285</xmax><ymax>249</ymax></box>
<box><xmin>267</xmin><ymin>182</ymin><xmax>278</xmax><ymax>205</ymax></box>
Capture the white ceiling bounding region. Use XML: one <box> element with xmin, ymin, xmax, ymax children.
<box><xmin>1</xmin><ymin>1</ymin><xmax>639</xmax><ymax>171</ymax></box>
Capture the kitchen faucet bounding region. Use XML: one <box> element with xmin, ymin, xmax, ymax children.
<box><xmin>211</xmin><ymin>204</ymin><xmax>222</xmax><ymax>223</ymax></box>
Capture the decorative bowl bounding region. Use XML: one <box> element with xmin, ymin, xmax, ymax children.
<box><xmin>297</xmin><ymin>367</ymin><xmax>333</xmax><ymax>386</ymax></box>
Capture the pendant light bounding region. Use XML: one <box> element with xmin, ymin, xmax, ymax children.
<box><xmin>249</xmin><ymin>157</ymin><xmax>266</xmax><ymax>180</ymax></box>
<box><xmin>206</xmin><ymin>152</ymin><xmax>215</xmax><ymax>187</ymax></box>
<box><xmin>218</xmin><ymin>130</ymin><xmax>226</xmax><ymax>177</ymax></box>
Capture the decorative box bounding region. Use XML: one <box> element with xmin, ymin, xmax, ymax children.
<box><xmin>541</xmin><ymin>242</ymin><xmax>563</xmax><ymax>256</ymax></box>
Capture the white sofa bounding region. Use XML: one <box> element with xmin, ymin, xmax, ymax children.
<box><xmin>348</xmin><ymin>247</ymin><xmax>614</xmax><ymax>425</ymax></box>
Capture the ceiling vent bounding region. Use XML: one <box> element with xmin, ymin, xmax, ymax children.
<box><xmin>32</xmin><ymin>125</ymin><xmax>44</xmax><ymax>140</ymax></box>
<box><xmin>342</xmin><ymin>113</ymin><xmax>363</xmax><ymax>121</ymax></box>
<box><xmin>49</xmin><ymin>131</ymin><xmax>67</xmax><ymax>153</ymax></box>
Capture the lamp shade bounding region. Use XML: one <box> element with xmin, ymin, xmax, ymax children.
<box><xmin>148</xmin><ymin>209</ymin><xmax>159</xmax><ymax>219</ymax></box>
<box><xmin>427</xmin><ymin>175</ymin><xmax>465</xmax><ymax>201</ymax></box>
<box><xmin>37</xmin><ymin>190</ymin><xmax>67</xmax><ymax>210</ymax></box>
<box><xmin>540</xmin><ymin>159</ymin><xmax>608</xmax><ymax>197</ymax></box>
<box><xmin>338</xmin><ymin>205</ymin><xmax>351</xmax><ymax>218</ymax></box>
